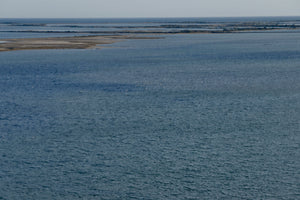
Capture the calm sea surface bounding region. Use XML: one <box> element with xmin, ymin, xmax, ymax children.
<box><xmin>0</xmin><ymin>18</ymin><xmax>299</xmax><ymax>199</ymax></box>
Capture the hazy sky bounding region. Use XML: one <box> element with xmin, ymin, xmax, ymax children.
<box><xmin>1</xmin><ymin>0</ymin><xmax>299</xmax><ymax>18</ymax></box>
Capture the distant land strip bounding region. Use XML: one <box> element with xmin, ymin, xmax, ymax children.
<box><xmin>1</xmin><ymin>26</ymin><xmax>299</xmax><ymax>34</ymax></box>
<box><xmin>0</xmin><ymin>21</ymin><xmax>300</xmax><ymax>52</ymax></box>
<box><xmin>1</xmin><ymin>21</ymin><xmax>299</xmax><ymax>34</ymax></box>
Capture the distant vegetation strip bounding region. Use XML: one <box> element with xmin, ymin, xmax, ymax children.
<box><xmin>1</xmin><ymin>21</ymin><xmax>299</xmax><ymax>34</ymax></box>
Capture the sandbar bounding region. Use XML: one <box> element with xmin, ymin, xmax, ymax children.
<box><xmin>0</xmin><ymin>35</ymin><xmax>161</xmax><ymax>52</ymax></box>
<box><xmin>0</xmin><ymin>20</ymin><xmax>299</xmax><ymax>52</ymax></box>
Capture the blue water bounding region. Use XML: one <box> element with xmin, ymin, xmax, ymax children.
<box><xmin>0</xmin><ymin>19</ymin><xmax>300</xmax><ymax>199</ymax></box>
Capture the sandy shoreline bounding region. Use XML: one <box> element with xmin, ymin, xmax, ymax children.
<box><xmin>0</xmin><ymin>25</ymin><xmax>299</xmax><ymax>52</ymax></box>
<box><xmin>1</xmin><ymin>19</ymin><xmax>299</xmax><ymax>52</ymax></box>
<box><xmin>0</xmin><ymin>35</ymin><xmax>161</xmax><ymax>52</ymax></box>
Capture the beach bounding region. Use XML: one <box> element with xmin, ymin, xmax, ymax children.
<box><xmin>0</xmin><ymin>35</ymin><xmax>161</xmax><ymax>52</ymax></box>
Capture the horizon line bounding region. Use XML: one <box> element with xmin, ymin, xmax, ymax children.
<box><xmin>1</xmin><ymin>15</ymin><xmax>300</xmax><ymax>19</ymax></box>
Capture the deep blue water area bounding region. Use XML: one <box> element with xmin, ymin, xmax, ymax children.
<box><xmin>0</xmin><ymin>19</ymin><xmax>300</xmax><ymax>199</ymax></box>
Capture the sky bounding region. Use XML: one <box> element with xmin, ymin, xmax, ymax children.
<box><xmin>0</xmin><ymin>0</ymin><xmax>299</xmax><ymax>18</ymax></box>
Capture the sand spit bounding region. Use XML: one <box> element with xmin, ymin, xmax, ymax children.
<box><xmin>1</xmin><ymin>19</ymin><xmax>299</xmax><ymax>52</ymax></box>
<box><xmin>0</xmin><ymin>35</ymin><xmax>161</xmax><ymax>52</ymax></box>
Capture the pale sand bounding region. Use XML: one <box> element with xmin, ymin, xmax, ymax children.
<box><xmin>0</xmin><ymin>35</ymin><xmax>161</xmax><ymax>52</ymax></box>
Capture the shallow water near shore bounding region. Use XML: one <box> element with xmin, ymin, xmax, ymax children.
<box><xmin>0</xmin><ymin>19</ymin><xmax>300</xmax><ymax>199</ymax></box>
